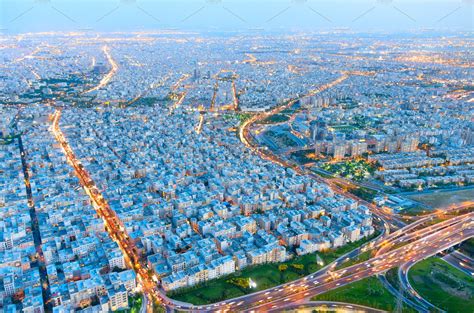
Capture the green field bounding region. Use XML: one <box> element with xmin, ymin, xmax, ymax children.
<box><xmin>400</xmin><ymin>205</ymin><xmax>434</xmax><ymax>216</ymax></box>
<box><xmin>385</xmin><ymin>267</ymin><xmax>400</xmax><ymax>289</ymax></box>
<box><xmin>407</xmin><ymin>188</ymin><xmax>474</xmax><ymax>208</ymax></box>
<box><xmin>328</xmin><ymin>124</ymin><xmax>357</xmax><ymax>134</ymax></box>
<box><xmin>312</xmin><ymin>276</ymin><xmax>416</xmax><ymax>312</ymax></box>
<box><xmin>408</xmin><ymin>257</ymin><xmax>474</xmax><ymax>312</ymax></box>
<box><xmin>460</xmin><ymin>238</ymin><xmax>474</xmax><ymax>257</ymax></box>
<box><xmin>168</xmin><ymin>234</ymin><xmax>378</xmax><ymax>305</ymax></box>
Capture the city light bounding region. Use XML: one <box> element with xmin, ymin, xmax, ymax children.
<box><xmin>1</xmin><ymin>20</ymin><xmax>472</xmax><ymax>313</ymax></box>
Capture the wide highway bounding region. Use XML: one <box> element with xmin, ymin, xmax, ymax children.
<box><xmin>83</xmin><ymin>45</ymin><xmax>118</xmax><ymax>94</ymax></box>
<box><xmin>51</xmin><ymin>110</ymin><xmax>171</xmax><ymax>308</ymax></box>
<box><xmin>398</xmin><ymin>260</ymin><xmax>443</xmax><ymax>312</ymax></box>
<box><xmin>169</xmin><ymin>213</ymin><xmax>472</xmax><ymax>312</ymax></box>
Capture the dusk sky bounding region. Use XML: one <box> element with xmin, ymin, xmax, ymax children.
<box><xmin>1</xmin><ymin>0</ymin><xmax>472</xmax><ymax>34</ymax></box>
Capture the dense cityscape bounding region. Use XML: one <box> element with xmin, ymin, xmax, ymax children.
<box><xmin>0</xmin><ymin>29</ymin><xmax>473</xmax><ymax>313</ymax></box>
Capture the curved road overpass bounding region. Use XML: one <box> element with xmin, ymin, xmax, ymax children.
<box><xmin>282</xmin><ymin>301</ymin><xmax>387</xmax><ymax>313</ymax></box>
<box><xmin>398</xmin><ymin>261</ymin><xmax>445</xmax><ymax>312</ymax></box>
<box><xmin>167</xmin><ymin>214</ymin><xmax>472</xmax><ymax>312</ymax></box>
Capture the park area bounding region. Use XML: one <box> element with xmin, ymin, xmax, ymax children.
<box><xmin>321</xmin><ymin>159</ymin><xmax>375</xmax><ymax>182</ymax></box>
<box><xmin>408</xmin><ymin>257</ymin><xmax>474</xmax><ymax>312</ymax></box>
<box><xmin>168</xmin><ymin>235</ymin><xmax>377</xmax><ymax>305</ymax></box>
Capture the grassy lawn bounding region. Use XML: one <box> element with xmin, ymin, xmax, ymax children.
<box><xmin>400</xmin><ymin>206</ymin><xmax>434</xmax><ymax>216</ymax></box>
<box><xmin>385</xmin><ymin>267</ymin><xmax>400</xmax><ymax>290</ymax></box>
<box><xmin>312</xmin><ymin>276</ymin><xmax>416</xmax><ymax>312</ymax></box>
<box><xmin>459</xmin><ymin>238</ymin><xmax>474</xmax><ymax>257</ymax></box>
<box><xmin>407</xmin><ymin>189</ymin><xmax>474</xmax><ymax>208</ymax></box>
<box><xmin>408</xmin><ymin>257</ymin><xmax>474</xmax><ymax>313</ymax></box>
<box><xmin>168</xmin><ymin>234</ymin><xmax>378</xmax><ymax>305</ymax></box>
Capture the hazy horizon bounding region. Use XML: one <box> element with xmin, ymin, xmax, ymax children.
<box><xmin>1</xmin><ymin>0</ymin><xmax>472</xmax><ymax>34</ymax></box>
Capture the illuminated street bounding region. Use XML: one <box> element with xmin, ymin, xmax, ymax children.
<box><xmin>83</xmin><ymin>45</ymin><xmax>119</xmax><ymax>94</ymax></box>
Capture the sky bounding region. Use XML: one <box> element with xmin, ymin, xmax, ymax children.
<box><xmin>0</xmin><ymin>0</ymin><xmax>472</xmax><ymax>34</ymax></box>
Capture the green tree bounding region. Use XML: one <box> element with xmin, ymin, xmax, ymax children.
<box><xmin>279</xmin><ymin>264</ymin><xmax>288</xmax><ymax>283</ymax></box>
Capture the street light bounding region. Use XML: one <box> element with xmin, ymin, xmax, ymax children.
<box><xmin>249</xmin><ymin>278</ymin><xmax>257</xmax><ymax>289</ymax></box>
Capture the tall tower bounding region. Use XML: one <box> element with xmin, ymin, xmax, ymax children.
<box><xmin>193</xmin><ymin>60</ymin><xmax>200</xmax><ymax>82</ymax></box>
